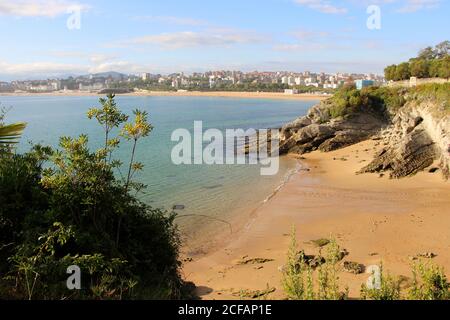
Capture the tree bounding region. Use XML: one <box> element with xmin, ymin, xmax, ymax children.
<box><xmin>435</xmin><ymin>41</ymin><xmax>450</xmax><ymax>59</ymax></box>
<box><xmin>87</xmin><ymin>93</ymin><xmax>128</xmax><ymax>161</ymax></box>
<box><xmin>395</xmin><ymin>63</ymin><xmax>411</xmax><ymax>81</ymax></box>
<box><xmin>438</xmin><ymin>56</ymin><xmax>450</xmax><ymax>79</ymax></box>
<box><xmin>429</xmin><ymin>59</ymin><xmax>442</xmax><ymax>78</ymax></box>
<box><xmin>410</xmin><ymin>59</ymin><xmax>429</xmax><ymax>78</ymax></box>
<box><xmin>384</xmin><ymin>65</ymin><xmax>397</xmax><ymax>81</ymax></box>
<box><xmin>418</xmin><ymin>46</ymin><xmax>436</xmax><ymax>60</ymax></box>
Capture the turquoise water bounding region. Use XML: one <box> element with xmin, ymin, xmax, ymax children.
<box><xmin>2</xmin><ymin>95</ymin><xmax>315</xmax><ymax>249</ymax></box>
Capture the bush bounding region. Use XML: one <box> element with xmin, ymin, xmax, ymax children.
<box><xmin>0</xmin><ymin>94</ymin><xmax>183</xmax><ymax>300</ymax></box>
<box><xmin>360</xmin><ymin>264</ymin><xmax>401</xmax><ymax>300</ymax></box>
<box><xmin>409</xmin><ymin>83</ymin><xmax>450</xmax><ymax>111</ymax></box>
<box><xmin>326</xmin><ymin>85</ymin><xmax>404</xmax><ymax>119</ymax></box>
<box><xmin>282</xmin><ymin>228</ymin><xmax>347</xmax><ymax>300</ymax></box>
<box><xmin>409</xmin><ymin>262</ymin><xmax>450</xmax><ymax>300</ymax></box>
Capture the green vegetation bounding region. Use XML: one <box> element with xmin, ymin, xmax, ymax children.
<box><xmin>281</xmin><ymin>228</ymin><xmax>347</xmax><ymax>300</ymax></box>
<box><xmin>324</xmin><ymin>81</ymin><xmax>449</xmax><ymax>120</ymax></box>
<box><xmin>360</xmin><ymin>264</ymin><xmax>401</xmax><ymax>300</ymax></box>
<box><xmin>0</xmin><ymin>94</ymin><xmax>183</xmax><ymax>300</ymax></box>
<box><xmin>409</xmin><ymin>262</ymin><xmax>450</xmax><ymax>300</ymax></box>
<box><xmin>409</xmin><ymin>83</ymin><xmax>450</xmax><ymax>111</ymax></box>
<box><xmin>110</xmin><ymin>77</ymin><xmax>338</xmax><ymax>94</ymax></box>
<box><xmin>283</xmin><ymin>230</ymin><xmax>450</xmax><ymax>300</ymax></box>
<box><xmin>385</xmin><ymin>41</ymin><xmax>449</xmax><ymax>81</ymax></box>
<box><xmin>0</xmin><ymin>107</ymin><xmax>26</xmax><ymax>145</ymax></box>
<box><xmin>325</xmin><ymin>84</ymin><xmax>407</xmax><ymax>119</ymax></box>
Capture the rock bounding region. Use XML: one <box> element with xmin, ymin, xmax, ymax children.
<box><xmin>359</xmin><ymin>127</ymin><xmax>439</xmax><ymax>179</ymax></box>
<box><xmin>359</xmin><ymin>102</ymin><xmax>449</xmax><ymax>179</ymax></box>
<box><xmin>236</xmin><ymin>258</ymin><xmax>274</xmax><ymax>265</ymax></box>
<box><xmin>310</xmin><ymin>238</ymin><xmax>330</xmax><ymax>248</ymax></box>
<box><xmin>305</xmin><ymin>255</ymin><xmax>326</xmax><ymax>269</ymax></box>
<box><xmin>342</xmin><ymin>261</ymin><xmax>365</xmax><ymax>274</ymax></box>
<box><xmin>417</xmin><ymin>252</ymin><xmax>437</xmax><ymax>259</ymax></box>
<box><xmin>337</xmin><ymin>249</ymin><xmax>350</xmax><ymax>261</ymax></box>
<box><xmin>232</xmin><ymin>286</ymin><xmax>276</xmax><ymax>299</ymax></box>
<box><xmin>279</xmin><ymin>102</ymin><xmax>387</xmax><ymax>156</ymax></box>
<box><xmin>278</xmin><ymin>93</ymin><xmax>449</xmax><ymax>180</ymax></box>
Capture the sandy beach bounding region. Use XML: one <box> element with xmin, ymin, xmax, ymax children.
<box><xmin>183</xmin><ymin>139</ymin><xmax>450</xmax><ymax>300</ymax></box>
<box><xmin>0</xmin><ymin>90</ymin><xmax>329</xmax><ymax>101</ymax></box>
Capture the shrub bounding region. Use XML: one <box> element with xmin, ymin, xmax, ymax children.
<box><xmin>409</xmin><ymin>262</ymin><xmax>450</xmax><ymax>300</ymax></box>
<box><xmin>0</xmin><ymin>95</ymin><xmax>183</xmax><ymax>300</ymax></box>
<box><xmin>360</xmin><ymin>264</ymin><xmax>401</xmax><ymax>300</ymax></box>
<box><xmin>282</xmin><ymin>228</ymin><xmax>347</xmax><ymax>300</ymax></box>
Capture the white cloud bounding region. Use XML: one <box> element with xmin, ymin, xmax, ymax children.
<box><xmin>0</xmin><ymin>0</ymin><xmax>89</xmax><ymax>18</ymax></box>
<box><xmin>0</xmin><ymin>57</ymin><xmax>156</xmax><ymax>79</ymax></box>
<box><xmin>117</xmin><ymin>30</ymin><xmax>267</xmax><ymax>49</ymax></box>
<box><xmin>294</xmin><ymin>0</ymin><xmax>348</xmax><ymax>14</ymax></box>
<box><xmin>396</xmin><ymin>0</ymin><xmax>441</xmax><ymax>13</ymax></box>
<box><xmin>0</xmin><ymin>60</ymin><xmax>88</xmax><ymax>77</ymax></box>
<box><xmin>50</xmin><ymin>51</ymin><xmax>117</xmax><ymax>64</ymax></box>
<box><xmin>134</xmin><ymin>15</ymin><xmax>208</xmax><ymax>26</ymax></box>
<box><xmin>291</xmin><ymin>30</ymin><xmax>330</xmax><ymax>40</ymax></box>
<box><xmin>88</xmin><ymin>61</ymin><xmax>148</xmax><ymax>74</ymax></box>
<box><xmin>273</xmin><ymin>42</ymin><xmax>349</xmax><ymax>52</ymax></box>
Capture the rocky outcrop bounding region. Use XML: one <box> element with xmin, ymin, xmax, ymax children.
<box><xmin>279</xmin><ymin>94</ymin><xmax>449</xmax><ymax>180</ymax></box>
<box><xmin>359</xmin><ymin>101</ymin><xmax>450</xmax><ymax>179</ymax></box>
<box><xmin>279</xmin><ymin>102</ymin><xmax>387</xmax><ymax>155</ymax></box>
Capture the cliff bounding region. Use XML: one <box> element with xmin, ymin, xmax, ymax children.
<box><xmin>279</xmin><ymin>84</ymin><xmax>450</xmax><ymax>179</ymax></box>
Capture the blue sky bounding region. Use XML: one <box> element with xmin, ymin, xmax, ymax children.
<box><xmin>0</xmin><ymin>0</ymin><xmax>448</xmax><ymax>80</ymax></box>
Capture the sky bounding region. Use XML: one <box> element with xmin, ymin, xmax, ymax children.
<box><xmin>0</xmin><ymin>0</ymin><xmax>449</xmax><ymax>80</ymax></box>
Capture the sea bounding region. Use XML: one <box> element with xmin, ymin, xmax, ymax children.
<box><xmin>2</xmin><ymin>95</ymin><xmax>316</xmax><ymax>252</ymax></box>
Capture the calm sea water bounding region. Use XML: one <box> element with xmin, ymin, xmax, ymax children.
<box><xmin>2</xmin><ymin>95</ymin><xmax>315</xmax><ymax>249</ymax></box>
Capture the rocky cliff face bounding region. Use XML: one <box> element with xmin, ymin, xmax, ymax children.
<box><xmin>279</xmin><ymin>95</ymin><xmax>450</xmax><ymax>179</ymax></box>
<box><xmin>359</xmin><ymin>101</ymin><xmax>450</xmax><ymax>179</ymax></box>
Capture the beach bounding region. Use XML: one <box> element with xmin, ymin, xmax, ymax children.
<box><xmin>183</xmin><ymin>139</ymin><xmax>450</xmax><ymax>300</ymax></box>
<box><xmin>0</xmin><ymin>90</ymin><xmax>329</xmax><ymax>101</ymax></box>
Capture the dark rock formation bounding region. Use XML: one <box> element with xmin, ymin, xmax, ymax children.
<box><xmin>279</xmin><ymin>102</ymin><xmax>387</xmax><ymax>155</ymax></box>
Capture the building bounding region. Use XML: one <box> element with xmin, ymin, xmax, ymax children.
<box><xmin>284</xmin><ymin>89</ymin><xmax>299</xmax><ymax>95</ymax></box>
<box><xmin>287</xmin><ymin>76</ymin><xmax>295</xmax><ymax>86</ymax></box>
<box><xmin>141</xmin><ymin>73</ymin><xmax>151</xmax><ymax>81</ymax></box>
<box><xmin>355</xmin><ymin>79</ymin><xmax>374</xmax><ymax>90</ymax></box>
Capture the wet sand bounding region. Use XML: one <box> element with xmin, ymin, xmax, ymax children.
<box><xmin>183</xmin><ymin>140</ymin><xmax>450</xmax><ymax>300</ymax></box>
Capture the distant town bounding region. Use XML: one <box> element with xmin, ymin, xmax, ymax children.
<box><xmin>0</xmin><ymin>70</ymin><xmax>385</xmax><ymax>95</ymax></box>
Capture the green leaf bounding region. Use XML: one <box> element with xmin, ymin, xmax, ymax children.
<box><xmin>0</xmin><ymin>122</ymin><xmax>27</xmax><ymax>144</ymax></box>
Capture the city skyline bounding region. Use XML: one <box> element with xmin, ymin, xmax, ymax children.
<box><xmin>0</xmin><ymin>0</ymin><xmax>449</xmax><ymax>80</ymax></box>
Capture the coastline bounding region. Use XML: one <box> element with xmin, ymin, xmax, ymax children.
<box><xmin>183</xmin><ymin>139</ymin><xmax>450</xmax><ymax>300</ymax></box>
<box><xmin>0</xmin><ymin>90</ymin><xmax>329</xmax><ymax>101</ymax></box>
<box><xmin>179</xmin><ymin>156</ymin><xmax>302</xmax><ymax>258</ymax></box>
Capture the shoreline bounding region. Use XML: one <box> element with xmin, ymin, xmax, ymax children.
<box><xmin>183</xmin><ymin>139</ymin><xmax>450</xmax><ymax>300</ymax></box>
<box><xmin>0</xmin><ymin>90</ymin><xmax>329</xmax><ymax>101</ymax></box>
<box><xmin>180</xmin><ymin>156</ymin><xmax>302</xmax><ymax>258</ymax></box>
